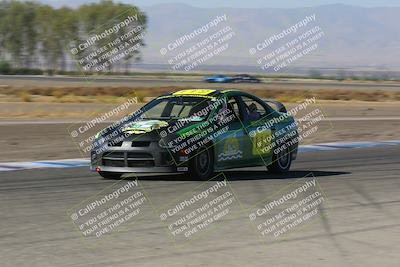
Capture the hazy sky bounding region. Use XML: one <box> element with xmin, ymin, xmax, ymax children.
<box><xmin>43</xmin><ymin>0</ymin><xmax>400</xmax><ymax>8</ymax></box>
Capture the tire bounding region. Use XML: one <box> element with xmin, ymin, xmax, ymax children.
<box><xmin>189</xmin><ymin>147</ymin><xmax>214</xmax><ymax>180</ymax></box>
<box><xmin>267</xmin><ymin>145</ymin><xmax>292</xmax><ymax>173</ymax></box>
<box><xmin>98</xmin><ymin>171</ymin><xmax>122</xmax><ymax>179</ymax></box>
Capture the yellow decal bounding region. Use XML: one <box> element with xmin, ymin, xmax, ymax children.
<box><xmin>173</xmin><ymin>89</ymin><xmax>215</xmax><ymax>96</ymax></box>
<box><xmin>252</xmin><ymin>129</ymin><xmax>272</xmax><ymax>155</ymax></box>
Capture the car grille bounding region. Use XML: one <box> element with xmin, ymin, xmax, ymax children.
<box><xmin>102</xmin><ymin>152</ymin><xmax>154</xmax><ymax>167</ymax></box>
<box><xmin>127</xmin><ymin>160</ymin><xmax>154</xmax><ymax>167</ymax></box>
<box><xmin>131</xmin><ymin>141</ymin><xmax>151</xmax><ymax>147</ymax></box>
<box><xmin>102</xmin><ymin>159</ymin><xmax>125</xmax><ymax>167</ymax></box>
<box><xmin>108</xmin><ymin>141</ymin><xmax>123</xmax><ymax>147</ymax></box>
<box><xmin>127</xmin><ymin>152</ymin><xmax>154</xmax><ymax>167</ymax></box>
<box><xmin>102</xmin><ymin>152</ymin><xmax>124</xmax><ymax>167</ymax></box>
<box><xmin>107</xmin><ymin>141</ymin><xmax>151</xmax><ymax>147</ymax></box>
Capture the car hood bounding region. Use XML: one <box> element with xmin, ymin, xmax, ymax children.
<box><xmin>94</xmin><ymin>119</ymin><xmax>204</xmax><ymax>147</ymax></box>
<box><xmin>122</xmin><ymin>119</ymin><xmax>204</xmax><ymax>136</ymax></box>
<box><xmin>122</xmin><ymin>120</ymin><xmax>169</xmax><ymax>134</ymax></box>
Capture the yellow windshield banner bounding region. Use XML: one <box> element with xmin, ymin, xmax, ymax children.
<box><xmin>173</xmin><ymin>89</ymin><xmax>215</xmax><ymax>96</ymax></box>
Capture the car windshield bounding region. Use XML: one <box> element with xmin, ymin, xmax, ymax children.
<box><xmin>140</xmin><ymin>96</ymin><xmax>212</xmax><ymax>121</ymax></box>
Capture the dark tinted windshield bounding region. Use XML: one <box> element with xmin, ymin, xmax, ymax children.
<box><xmin>141</xmin><ymin>96</ymin><xmax>211</xmax><ymax>120</ymax></box>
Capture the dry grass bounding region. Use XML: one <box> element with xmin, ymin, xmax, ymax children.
<box><xmin>1</xmin><ymin>85</ymin><xmax>400</xmax><ymax>103</ymax></box>
<box><xmin>252</xmin><ymin>89</ymin><xmax>400</xmax><ymax>102</ymax></box>
<box><xmin>16</xmin><ymin>91</ymin><xmax>33</xmax><ymax>102</ymax></box>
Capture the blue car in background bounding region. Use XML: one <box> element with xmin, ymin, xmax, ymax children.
<box><xmin>204</xmin><ymin>74</ymin><xmax>261</xmax><ymax>83</ymax></box>
<box><xmin>203</xmin><ymin>74</ymin><xmax>234</xmax><ymax>83</ymax></box>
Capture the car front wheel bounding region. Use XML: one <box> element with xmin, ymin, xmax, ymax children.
<box><xmin>267</xmin><ymin>145</ymin><xmax>292</xmax><ymax>173</ymax></box>
<box><xmin>189</xmin><ymin>148</ymin><xmax>214</xmax><ymax>180</ymax></box>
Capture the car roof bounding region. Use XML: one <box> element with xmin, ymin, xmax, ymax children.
<box><xmin>156</xmin><ymin>89</ymin><xmax>219</xmax><ymax>100</ymax></box>
<box><xmin>157</xmin><ymin>89</ymin><xmax>245</xmax><ymax>100</ymax></box>
<box><xmin>173</xmin><ymin>89</ymin><xmax>216</xmax><ymax>96</ymax></box>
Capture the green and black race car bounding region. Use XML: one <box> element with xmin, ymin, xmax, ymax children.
<box><xmin>91</xmin><ymin>89</ymin><xmax>298</xmax><ymax>180</ymax></box>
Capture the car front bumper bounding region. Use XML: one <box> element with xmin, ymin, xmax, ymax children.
<box><xmin>90</xmin><ymin>133</ymin><xmax>189</xmax><ymax>174</ymax></box>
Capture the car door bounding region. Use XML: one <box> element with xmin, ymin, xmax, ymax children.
<box><xmin>238</xmin><ymin>94</ymin><xmax>276</xmax><ymax>166</ymax></box>
<box><xmin>213</xmin><ymin>94</ymin><xmax>252</xmax><ymax>170</ymax></box>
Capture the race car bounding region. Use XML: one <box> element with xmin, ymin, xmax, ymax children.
<box><xmin>90</xmin><ymin>89</ymin><xmax>298</xmax><ymax>180</ymax></box>
<box><xmin>232</xmin><ymin>74</ymin><xmax>261</xmax><ymax>83</ymax></box>
<box><xmin>203</xmin><ymin>74</ymin><xmax>234</xmax><ymax>83</ymax></box>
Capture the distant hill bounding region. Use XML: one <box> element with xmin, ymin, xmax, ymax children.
<box><xmin>140</xmin><ymin>3</ymin><xmax>400</xmax><ymax>69</ymax></box>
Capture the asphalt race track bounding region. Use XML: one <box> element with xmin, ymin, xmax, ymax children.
<box><xmin>1</xmin><ymin>146</ymin><xmax>399</xmax><ymax>267</ymax></box>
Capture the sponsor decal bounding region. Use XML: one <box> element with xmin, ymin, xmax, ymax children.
<box><xmin>252</xmin><ymin>129</ymin><xmax>272</xmax><ymax>155</ymax></box>
<box><xmin>122</xmin><ymin>120</ymin><xmax>168</xmax><ymax>134</ymax></box>
<box><xmin>218</xmin><ymin>135</ymin><xmax>243</xmax><ymax>161</ymax></box>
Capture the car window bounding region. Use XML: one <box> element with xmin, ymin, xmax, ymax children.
<box><xmin>240</xmin><ymin>95</ymin><xmax>271</xmax><ymax>121</ymax></box>
<box><xmin>227</xmin><ymin>96</ymin><xmax>242</xmax><ymax>120</ymax></box>
<box><xmin>142</xmin><ymin>96</ymin><xmax>210</xmax><ymax>120</ymax></box>
<box><xmin>170</xmin><ymin>104</ymin><xmax>192</xmax><ymax>118</ymax></box>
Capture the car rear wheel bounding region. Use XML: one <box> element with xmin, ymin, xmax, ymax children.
<box><xmin>98</xmin><ymin>171</ymin><xmax>122</xmax><ymax>180</ymax></box>
<box><xmin>267</xmin><ymin>145</ymin><xmax>292</xmax><ymax>173</ymax></box>
<box><xmin>189</xmin><ymin>147</ymin><xmax>214</xmax><ymax>180</ymax></box>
